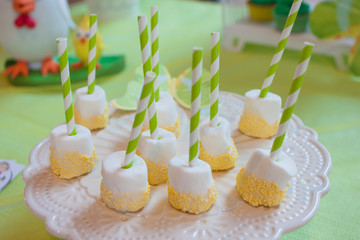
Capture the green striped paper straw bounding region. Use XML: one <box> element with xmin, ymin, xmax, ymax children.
<box><xmin>189</xmin><ymin>47</ymin><xmax>203</xmax><ymax>165</ymax></box>
<box><xmin>87</xmin><ymin>14</ymin><xmax>97</xmax><ymax>94</ymax></box>
<box><xmin>56</xmin><ymin>38</ymin><xmax>76</xmax><ymax>136</ymax></box>
<box><xmin>147</xmin><ymin>85</ymin><xmax>159</xmax><ymax>139</ymax></box>
<box><xmin>270</xmin><ymin>42</ymin><xmax>314</xmax><ymax>160</ymax></box>
<box><xmin>259</xmin><ymin>0</ymin><xmax>303</xmax><ymax>98</ymax></box>
<box><xmin>151</xmin><ymin>6</ymin><xmax>160</xmax><ymax>102</ymax></box>
<box><xmin>210</xmin><ymin>32</ymin><xmax>220</xmax><ymax>127</ymax></box>
<box><xmin>123</xmin><ymin>71</ymin><xmax>157</xmax><ymax>169</ymax></box>
<box><xmin>138</xmin><ymin>15</ymin><xmax>158</xmax><ymax>139</ymax></box>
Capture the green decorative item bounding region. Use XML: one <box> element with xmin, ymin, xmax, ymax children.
<box><xmin>112</xmin><ymin>81</ymin><xmax>143</xmax><ymax>111</ymax></box>
<box><xmin>170</xmin><ymin>68</ymin><xmax>211</xmax><ymax>110</ymax></box>
<box><xmin>135</xmin><ymin>63</ymin><xmax>171</xmax><ymax>92</ymax></box>
<box><xmin>5</xmin><ymin>55</ymin><xmax>125</xmax><ymax>86</ymax></box>
<box><xmin>112</xmin><ymin>64</ymin><xmax>169</xmax><ymax>111</ymax></box>
<box><xmin>273</xmin><ymin>0</ymin><xmax>310</xmax><ymax>33</ymax></box>
<box><xmin>310</xmin><ymin>0</ymin><xmax>360</xmax><ymax>70</ymax></box>
<box><xmin>113</xmin><ymin>63</ymin><xmax>210</xmax><ymax>112</ymax></box>
<box><xmin>349</xmin><ymin>48</ymin><xmax>360</xmax><ymax>77</ymax></box>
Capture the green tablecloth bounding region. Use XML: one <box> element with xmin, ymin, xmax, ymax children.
<box><xmin>0</xmin><ymin>0</ymin><xmax>359</xmax><ymax>239</ymax></box>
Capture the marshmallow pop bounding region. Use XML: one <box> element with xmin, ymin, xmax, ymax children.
<box><xmin>50</xmin><ymin>38</ymin><xmax>97</xmax><ymax>179</ymax></box>
<box><xmin>142</xmin><ymin>7</ymin><xmax>180</xmax><ymax>137</ymax></box>
<box><xmin>74</xmin><ymin>14</ymin><xmax>109</xmax><ymax>130</ymax></box>
<box><xmin>236</xmin><ymin>42</ymin><xmax>313</xmax><ymax>207</ymax></box>
<box><xmin>199</xmin><ymin>32</ymin><xmax>238</xmax><ymax>171</ymax></box>
<box><xmin>101</xmin><ymin>71</ymin><xmax>156</xmax><ymax>212</ymax></box>
<box><xmin>238</xmin><ymin>0</ymin><xmax>304</xmax><ymax>138</ymax></box>
<box><xmin>136</xmin><ymin>13</ymin><xmax>177</xmax><ymax>185</ymax></box>
<box><xmin>168</xmin><ymin>47</ymin><xmax>217</xmax><ymax>214</ymax></box>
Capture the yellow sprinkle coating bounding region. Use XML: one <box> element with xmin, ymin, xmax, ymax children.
<box><xmin>236</xmin><ymin>167</ymin><xmax>287</xmax><ymax>207</ymax></box>
<box><xmin>167</xmin><ymin>182</ymin><xmax>217</xmax><ymax>214</ymax></box>
<box><xmin>49</xmin><ymin>147</ymin><xmax>97</xmax><ymax>179</ymax></box>
<box><xmin>100</xmin><ymin>181</ymin><xmax>150</xmax><ymax>212</ymax></box>
<box><xmin>137</xmin><ymin>151</ymin><xmax>168</xmax><ymax>185</ymax></box>
<box><xmin>143</xmin><ymin>115</ymin><xmax>181</xmax><ymax>137</ymax></box>
<box><xmin>238</xmin><ymin>109</ymin><xmax>279</xmax><ymax>138</ymax></box>
<box><xmin>199</xmin><ymin>138</ymin><xmax>238</xmax><ymax>171</ymax></box>
<box><xmin>74</xmin><ymin>104</ymin><xmax>109</xmax><ymax>130</ymax></box>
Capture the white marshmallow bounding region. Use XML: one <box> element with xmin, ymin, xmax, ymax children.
<box><xmin>243</xmin><ymin>89</ymin><xmax>281</xmax><ymax>125</ymax></box>
<box><xmin>101</xmin><ymin>151</ymin><xmax>149</xmax><ymax>211</ymax></box>
<box><xmin>138</xmin><ymin>128</ymin><xmax>177</xmax><ymax>167</ymax></box>
<box><xmin>144</xmin><ymin>91</ymin><xmax>177</xmax><ymax>128</ymax></box>
<box><xmin>243</xmin><ymin>149</ymin><xmax>297</xmax><ymax>190</ymax></box>
<box><xmin>200</xmin><ymin>116</ymin><xmax>232</xmax><ymax>156</ymax></box>
<box><xmin>75</xmin><ymin>85</ymin><xmax>107</xmax><ymax>119</ymax></box>
<box><xmin>168</xmin><ymin>155</ymin><xmax>214</xmax><ymax>195</ymax></box>
<box><xmin>50</xmin><ymin>124</ymin><xmax>93</xmax><ymax>158</ymax></box>
<box><xmin>102</xmin><ymin>151</ymin><xmax>148</xmax><ymax>194</ymax></box>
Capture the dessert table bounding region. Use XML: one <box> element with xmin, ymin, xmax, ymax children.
<box><xmin>0</xmin><ymin>0</ymin><xmax>359</xmax><ymax>239</ymax></box>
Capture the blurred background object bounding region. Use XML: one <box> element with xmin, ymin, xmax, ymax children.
<box><xmin>0</xmin><ymin>0</ymin><xmax>75</xmax><ymax>79</ymax></box>
<box><xmin>85</xmin><ymin>0</ymin><xmax>139</xmax><ymax>22</ymax></box>
<box><xmin>310</xmin><ymin>0</ymin><xmax>360</xmax><ymax>78</ymax></box>
<box><xmin>273</xmin><ymin>0</ymin><xmax>310</xmax><ymax>33</ymax></box>
<box><xmin>221</xmin><ymin>0</ymin><xmax>353</xmax><ymax>71</ymax></box>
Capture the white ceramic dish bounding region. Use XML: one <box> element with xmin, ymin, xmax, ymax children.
<box><xmin>23</xmin><ymin>92</ymin><xmax>331</xmax><ymax>240</ymax></box>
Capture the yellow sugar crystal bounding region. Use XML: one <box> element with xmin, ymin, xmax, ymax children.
<box><xmin>100</xmin><ymin>182</ymin><xmax>150</xmax><ymax>212</ymax></box>
<box><xmin>236</xmin><ymin>167</ymin><xmax>287</xmax><ymax>207</ymax></box>
<box><xmin>238</xmin><ymin>109</ymin><xmax>279</xmax><ymax>138</ymax></box>
<box><xmin>137</xmin><ymin>151</ymin><xmax>168</xmax><ymax>185</ymax></box>
<box><xmin>199</xmin><ymin>138</ymin><xmax>238</xmax><ymax>171</ymax></box>
<box><xmin>49</xmin><ymin>147</ymin><xmax>97</xmax><ymax>179</ymax></box>
<box><xmin>167</xmin><ymin>182</ymin><xmax>217</xmax><ymax>214</ymax></box>
<box><xmin>74</xmin><ymin>104</ymin><xmax>109</xmax><ymax>130</ymax></box>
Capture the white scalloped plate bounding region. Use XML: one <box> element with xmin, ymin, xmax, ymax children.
<box><xmin>23</xmin><ymin>92</ymin><xmax>331</xmax><ymax>240</ymax></box>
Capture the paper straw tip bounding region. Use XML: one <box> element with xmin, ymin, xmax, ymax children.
<box><xmin>304</xmin><ymin>41</ymin><xmax>314</xmax><ymax>47</ymax></box>
<box><xmin>151</xmin><ymin>6</ymin><xmax>158</xmax><ymax>11</ymax></box>
<box><xmin>193</xmin><ymin>46</ymin><xmax>203</xmax><ymax>52</ymax></box>
<box><xmin>56</xmin><ymin>37</ymin><xmax>67</xmax><ymax>43</ymax></box>
<box><xmin>211</xmin><ymin>32</ymin><xmax>220</xmax><ymax>37</ymax></box>
<box><xmin>138</xmin><ymin>15</ymin><xmax>146</xmax><ymax>20</ymax></box>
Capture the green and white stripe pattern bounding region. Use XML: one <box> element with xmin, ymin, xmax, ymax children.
<box><xmin>57</xmin><ymin>38</ymin><xmax>76</xmax><ymax>136</ymax></box>
<box><xmin>151</xmin><ymin>6</ymin><xmax>160</xmax><ymax>102</ymax></box>
<box><xmin>138</xmin><ymin>15</ymin><xmax>158</xmax><ymax>139</ymax></box>
<box><xmin>259</xmin><ymin>0</ymin><xmax>303</xmax><ymax>98</ymax></box>
<box><xmin>87</xmin><ymin>14</ymin><xmax>97</xmax><ymax>94</ymax></box>
<box><xmin>189</xmin><ymin>47</ymin><xmax>203</xmax><ymax>165</ymax></box>
<box><xmin>270</xmin><ymin>42</ymin><xmax>314</xmax><ymax>160</ymax></box>
<box><xmin>123</xmin><ymin>71</ymin><xmax>157</xmax><ymax>168</ymax></box>
<box><xmin>210</xmin><ymin>32</ymin><xmax>220</xmax><ymax>127</ymax></box>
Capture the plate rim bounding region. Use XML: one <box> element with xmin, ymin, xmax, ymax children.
<box><xmin>23</xmin><ymin>91</ymin><xmax>332</xmax><ymax>239</ymax></box>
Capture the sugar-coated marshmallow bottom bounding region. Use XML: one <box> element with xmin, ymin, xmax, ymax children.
<box><xmin>167</xmin><ymin>155</ymin><xmax>217</xmax><ymax>214</ymax></box>
<box><xmin>74</xmin><ymin>85</ymin><xmax>109</xmax><ymax>130</ymax></box>
<box><xmin>49</xmin><ymin>124</ymin><xmax>96</xmax><ymax>179</ymax></box>
<box><xmin>239</xmin><ymin>89</ymin><xmax>281</xmax><ymax>138</ymax></box>
<box><xmin>199</xmin><ymin>117</ymin><xmax>238</xmax><ymax>170</ymax></box>
<box><xmin>137</xmin><ymin>128</ymin><xmax>177</xmax><ymax>185</ymax></box>
<box><xmin>143</xmin><ymin>91</ymin><xmax>180</xmax><ymax>137</ymax></box>
<box><xmin>236</xmin><ymin>149</ymin><xmax>297</xmax><ymax>207</ymax></box>
<box><xmin>101</xmin><ymin>151</ymin><xmax>150</xmax><ymax>212</ymax></box>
